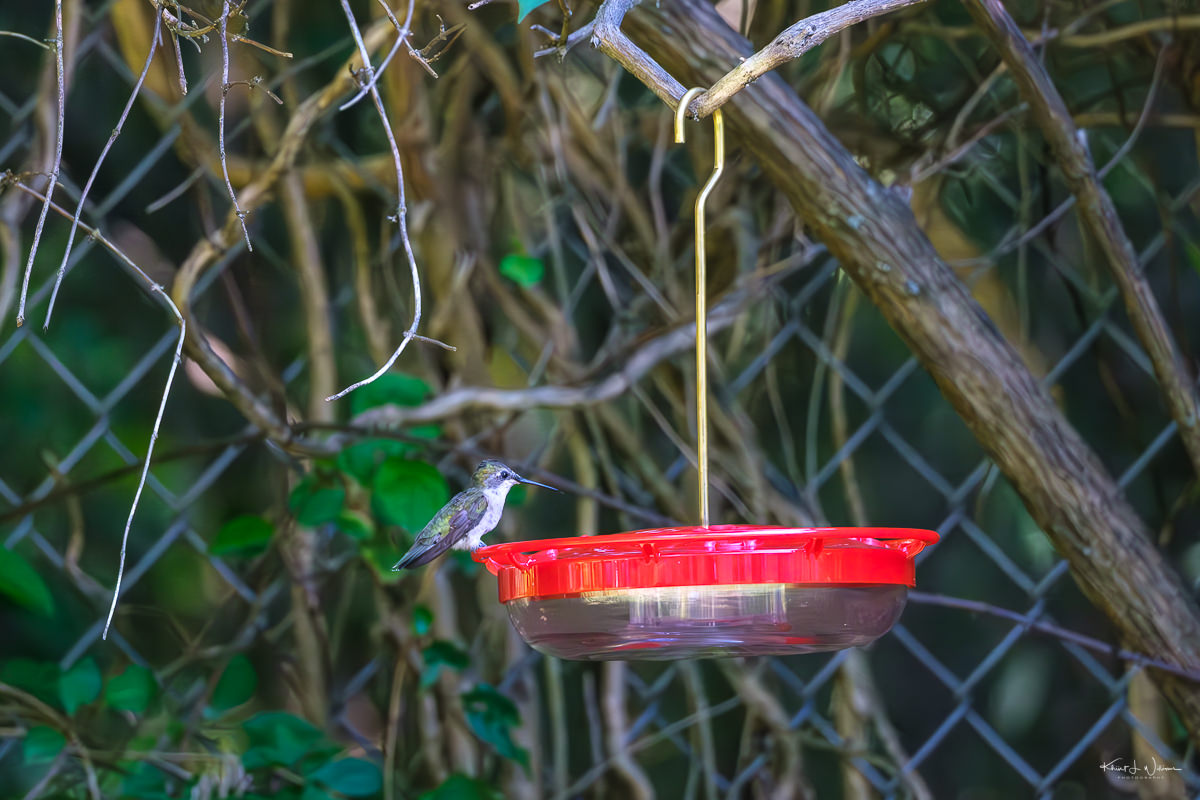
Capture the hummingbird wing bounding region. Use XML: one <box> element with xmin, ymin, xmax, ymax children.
<box><xmin>393</xmin><ymin>491</ymin><xmax>489</xmax><ymax>570</ymax></box>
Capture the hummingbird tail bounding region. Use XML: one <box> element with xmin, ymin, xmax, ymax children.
<box><xmin>392</xmin><ymin>542</ymin><xmax>446</xmax><ymax>570</ymax></box>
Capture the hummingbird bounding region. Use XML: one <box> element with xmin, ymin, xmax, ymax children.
<box><xmin>392</xmin><ymin>460</ymin><xmax>558</xmax><ymax>570</ymax></box>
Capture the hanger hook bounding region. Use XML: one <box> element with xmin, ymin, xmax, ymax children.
<box><xmin>674</xmin><ymin>87</ymin><xmax>724</xmax><ymax>528</ymax></box>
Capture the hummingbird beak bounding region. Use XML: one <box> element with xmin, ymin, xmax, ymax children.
<box><xmin>517</xmin><ymin>475</ymin><xmax>559</xmax><ymax>492</ymax></box>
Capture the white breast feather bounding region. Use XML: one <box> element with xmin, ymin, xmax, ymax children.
<box><xmin>452</xmin><ymin>500</ymin><xmax>504</xmax><ymax>551</ymax></box>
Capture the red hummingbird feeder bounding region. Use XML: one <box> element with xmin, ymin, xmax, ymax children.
<box><xmin>474</xmin><ymin>90</ymin><xmax>937</xmax><ymax>660</ymax></box>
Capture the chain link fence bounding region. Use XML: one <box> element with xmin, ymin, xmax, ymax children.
<box><xmin>1</xmin><ymin>0</ymin><xmax>1199</xmax><ymax>797</ymax></box>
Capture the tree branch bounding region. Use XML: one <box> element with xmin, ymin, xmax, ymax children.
<box><xmin>590</xmin><ymin>0</ymin><xmax>927</xmax><ymax>120</ymax></box>
<box><xmin>688</xmin><ymin>0</ymin><xmax>926</xmax><ymax>119</ymax></box>
<box><xmin>169</xmin><ymin>15</ymin><xmax>399</xmax><ymax>457</ymax></box>
<box><xmin>350</xmin><ymin>282</ymin><xmax>765</xmax><ymax>428</ymax></box>
<box><xmin>964</xmin><ymin>0</ymin><xmax>1200</xmax><ymax>481</ymax></box>
<box><xmin>599</xmin><ymin>0</ymin><xmax>1200</xmax><ymax>745</ymax></box>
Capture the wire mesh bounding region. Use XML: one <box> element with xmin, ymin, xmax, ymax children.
<box><xmin>1</xmin><ymin>0</ymin><xmax>1198</xmax><ymax>798</ymax></box>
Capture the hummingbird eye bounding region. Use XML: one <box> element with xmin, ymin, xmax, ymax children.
<box><xmin>500</xmin><ymin>470</ymin><xmax>511</xmax><ymax>480</ymax></box>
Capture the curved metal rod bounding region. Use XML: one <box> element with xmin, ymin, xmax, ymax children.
<box><xmin>674</xmin><ymin>88</ymin><xmax>724</xmax><ymax>528</ymax></box>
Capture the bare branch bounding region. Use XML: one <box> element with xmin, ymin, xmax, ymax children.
<box><xmin>591</xmin><ymin>0</ymin><xmax>684</xmax><ymax>108</ymax></box>
<box><xmin>168</xmin><ymin>16</ymin><xmax>400</xmax><ymax>458</ymax></box>
<box><xmin>339</xmin><ymin>0</ymin><xmax>430</xmax><ymax>112</ymax></box>
<box><xmin>609</xmin><ymin>0</ymin><xmax>1200</xmax><ymax>745</ymax></box>
<box><xmin>965</xmin><ymin>0</ymin><xmax>1200</xmax><ymax>480</ymax></box>
<box><xmin>0</xmin><ymin>30</ymin><xmax>52</xmax><ymax>50</ymax></box>
<box><xmin>590</xmin><ymin>0</ymin><xmax>926</xmax><ymax>119</ymax></box>
<box><xmin>534</xmin><ymin>19</ymin><xmax>593</xmax><ymax>58</ymax></box>
<box><xmin>169</xmin><ymin>27</ymin><xmax>188</xmax><ymax>96</ymax></box>
<box><xmin>327</xmin><ymin>1</ymin><xmax>452</xmax><ymax>403</ymax></box>
<box><xmin>909</xmin><ymin>592</ymin><xmax>1200</xmax><ymax>685</ymax></box>
<box><xmin>45</xmin><ymin>11</ymin><xmax>163</xmax><ymax>330</ymax></box>
<box><xmin>906</xmin><ymin>14</ymin><xmax>1200</xmax><ymax>49</ymax></box>
<box><xmin>351</xmin><ymin>282</ymin><xmax>769</xmax><ymax>428</ymax></box>
<box><xmin>219</xmin><ymin>0</ymin><xmax>252</xmax><ymax>251</ymax></box>
<box><xmin>15</xmin><ymin>0</ymin><xmax>65</xmax><ymax>328</ymax></box>
<box><xmin>6</xmin><ymin>178</ymin><xmax>186</xmax><ymax>642</ymax></box>
<box><xmin>687</xmin><ymin>0</ymin><xmax>927</xmax><ymax>119</ymax></box>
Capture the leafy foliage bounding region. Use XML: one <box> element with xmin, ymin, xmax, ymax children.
<box><xmin>499</xmin><ymin>253</ymin><xmax>545</xmax><ymax>287</ymax></box>
<box><xmin>289</xmin><ymin>476</ymin><xmax>347</xmax><ymax>527</ymax></box>
<box><xmin>419</xmin><ymin>774</ymin><xmax>506</xmax><ymax>800</ymax></box>
<box><xmin>462</xmin><ymin>684</ymin><xmax>529</xmax><ymax>767</ymax></box>
<box><xmin>348</xmin><ymin>373</ymin><xmax>432</xmax><ymax>416</ymax></box>
<box><xmin>0</xmin><ymin>547</ymin><xmax>54</xmax><ymax>616</ymax></box>
<box><xmin>22</xmin><ymin>726</ymin><xmax>65</xmax><ymax>765</ymax></box>
<box><xmin>309</xmin><ymin>758</ymin><xmax>383</xmax><ymax>796</ymax></box>
<box><xmin>210</xmin><ymin>514</ymin><xmax>275</xmax><ymax>556</ymax></box>
<box><xmin>420</xmin><ymin>640</ymin><xmax>471</xmax><ymax>689</ymax></box>
<box><xmin>211</xmin><ymin>654</ymin><xmax>257</xmax><ymax>711</ymax></box>
<box><xmin>58</xmin><ymin>657</ymin><xmax>101</xmax><ymax>716</ymax></box>
<box><xmin>516</xmin><ymin>0</ymin><xmax>553</xmax><ymax>22</ymax></box>
<box><xmin>371</xmin><ymin>458</ymin><xmax>450</xmax><ymax>532</ymax></box>
<box><xmin>105</xmin><ymin>664</ymin><xmax>156</xmax><ymax>713</ymax></box>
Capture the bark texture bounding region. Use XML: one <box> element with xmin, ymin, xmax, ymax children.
<box><xmin>614</xmin><ymin>0</ymin><xmax>1200</xmax><ymax>743</ymax></box>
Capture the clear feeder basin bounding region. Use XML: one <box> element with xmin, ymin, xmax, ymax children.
<box><xmin>473</xmin><ymin>525</ymin><xmax>938</xmax><ymax>660</ymax></box>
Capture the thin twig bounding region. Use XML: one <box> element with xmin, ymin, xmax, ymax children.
<box><xmin>905</xmin><ymin>14</ymin><xmax>1200</xmax><ymax>49</ymax></box>
<box><xmin>6</xmin><ymin>178</ymin><xmax>186</xmax><ymax>642</ymax></box>
<box><xmin>966</xmin><ymin>0</ymin><xmax>1200</xmax><ymax>479</ymax></box>
<box><xmin>219</xmin><ymin>0</ymin><xmax>252</xmax><ymax>251</ymax></box>
<box><xmin>15</xmin><ymin>0</ymin><xmax>65</xmax><ymax>328</ymax></box>
<box><xmin>686</xmin><ymin>0</ymin><xmax>928</xmax><ymax>119</ymax></box>
<box><xmin>908</xmin><ymin>592</ymin><xmax>1200</xmax><ymax>684</ymax></box>
<box><xmin>0</xmin><ymin>30</ymin><xmax>53</xmax><ymax>50</ymax></box>
<box><xmin>167</xmin><ymin>17</ymin><xmax>397</xmax><ymax>458</ymax></box>
<box><xmin>45</xmin><ymin>12</ymin><xmax>163</xmax><ymax>330</ymax></box>
<box><xmin>534</xmin><ymin>19</ymin><xmax>594</xmax><ymax>58</ymax></box>
<box><xmin>328</xmin><ymin>1</ymin><xmax>448</xmax><ymax>403</ymax></box>
<box><xmin>229</xmin><ymin>33</ymin><xmax>293</xmax><ymax>58</ymax></box>
<box><xmin>339</xmin><ymin>0</ymin><xmax>425</xmax><ymax>112</ymax></box>
<box><xmin>169</xmin><ymin>27</ymin><xmax>188</xmax><ymax>95</ymax></box>
<box><xmin>350</xmin><ymin>282</ymin><xmax>769</xmax><ymax>427</ymax></box>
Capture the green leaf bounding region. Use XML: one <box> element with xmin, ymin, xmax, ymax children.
<box><xmin>289</xmin><ymin>479</ymin><xmax>346</xmax><ymax>527</ymax></box>
<box><xmin>0</xmin><ymin>547</ymin><xmax>54</xmax><ymax>616</ymax></box>
<box><xmin>371</xmin><ymin>459</ymin><xmax>449</xmax><ymax>532</ymax></box>
<box><xmin>105</xmin><ymin>664</ymin><xmax>156</xmax><ymax>713</ymax></box>
<box><xmin>420</xmin><ymin>641</ymin><xmax>470</xmax><ymax>690</ymax></box>
<box><xmin>311</xmin><ymin>758</ymin><xmax>382</xmax><ymax>797</ymax></box>
<box><xmin>1187</xmin><ymin>242</ymin><xmax>1200</xmax><ymax>277</ymax></box>
<box><xmin>210</xmin><ymin>515</ymin><xmax>275</xmax><ymax>557</ymax></box>
<box><xmin>301</xmin><ymin>785</ymin><xmax>336</xmax><ymax>800</ymax></box>
<box><xmin>243</xmin><ymin>712</ymin><xmax>329</xmax><ymax>767</ymax></box>
<box><xmin>462</xmin><ymin>684</ymin><xmax>528</xmax><ymax>766</ymax></box>
<box><xmin>121</xmin><ymin>761</ymin><xmax>169</xmax><ymax>797</ymax></box>
<box><xmin>23</xmin><ymin>726</ymin><xmax>65</xmax><ymax>765</ymax></box>
<box><xmin>516</xmin><ymin>0</ymin><xmax>552</xmax><ymax>22</ymax></box>
<box><xmin>499</xmin><ymin>253</ymin><xmax>544</xmax><ymax>287</ymax></box>
<box><xmin>1</xmin><ymin>659</ymin><xmax>60</xmax><ymax>704</ymax></box>
<box><xmin>361</xmin><ymin>544</ymin><xmax>403</xmax><ymax>583</ymax></box>
<box><xmin>412</xmin><ymin>606</ymin><xmax>433</xmax><ymax>636</ymax></box>
<box><xmin>408</xmin><ymin>424</ymin><xmax>443</xmax><ymax>441</ymax></box>
<box><xmin>337</xmin><ymin>438</ymin><xmax>413</xmax><ymax>485</ymax></box>
<box><xmin>448</xmin><ymin>550</ymin><xmax>482</xmax><ymax>577</ymax></box>
<box><xmin>348</xmin><ymin>373</ymin><xmax>432</xmax><ymax>417</ymax></box>
<box><xmin>335</xmin><ymin>511</ymin><xmax>374</xmax><ymax>542</ymax></box>
<box><xmin>59</xmin><ymin>657</ymin><xmax>102</xmax><ymax>716</ymax></box>
<box><xmin>418</xmin><ymin>774</ymin><xmax>505</xmax><ymax>800</ymax></box>
<box><xmin>211</xmin><ymin>654</ymin><xmax>257</xmax><ymax>711</ymax></box>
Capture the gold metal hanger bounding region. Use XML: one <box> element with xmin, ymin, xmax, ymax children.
<box><xmin>674</xmin><ymin>88</ymin><xmax>724</xmax><ymax>528</ymax></box>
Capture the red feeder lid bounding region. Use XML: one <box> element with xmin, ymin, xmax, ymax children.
<box><xmin>474</xmin><ymin>525</ymin><xmax>938</xmax><ymax>603</ymax></box>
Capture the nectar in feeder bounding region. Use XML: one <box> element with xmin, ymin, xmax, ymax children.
<box><xmin>474</xmin><ymin>526</ymin><xmax>937</xmax><ymax>660</ymax></box>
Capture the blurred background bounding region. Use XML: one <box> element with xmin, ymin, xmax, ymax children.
<box><xmin>1</xmin><ymin>0</ymin><xmax>1198</xmax><ymax>797</ymax></box>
